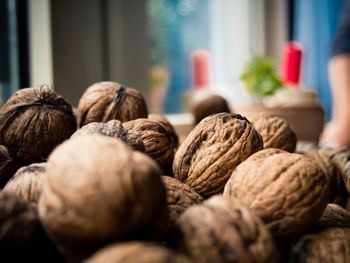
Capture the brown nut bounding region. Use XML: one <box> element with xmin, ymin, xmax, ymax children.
<box><xmin>84</xmin><ymin>241</ymin><xmax>192</xmax><ymax>263</ymax></box>
<box><xmin>224</xmin><ymin>148</ymin><xmax>329</xmax><ymax>241</ymax></box>
<box><xmin>314</xmin><ymin>203</ymin><xmax>350</xmax><ymax>228</ymax></box>
<box><xmin>169</xmin><ymin>195</ymin><xmax>280</xmax><ymax>263</ymax></box>
<box><xmin>0</xmin><ymin>144</ymin><xmax>21</xmax><ymax>188</ymax></box>
<box><xmin>148</xmin><ymin>113</ymin><xmax>179</xmax><ymax>149</ymax></box>
<box><xmin>124</xmin><ymin>119</ymin><xmax>176</xmax><ymax>173</ymax></box>
<box><xmin>161</xmin><ymin>176</ymin><xmax>203</xmax><ymax>225</ymax></box>
<box><xmin>0</xmin><ymin>86</ymin><xmax>77</xmax><ymax>164</ymax></box>
<box><xmin>250</xmin><ymin>114</ymin><xmax>297</xmax><ymax>152</ymax></box>
<box><xmin>3</xmin><ymin>162</ymin><xmax>46</xmax><ymax>204</ymax></box>
<box><xmin>173</xmin><ymin>113</ymin><xmax>263</xmax><ymax>198</ymax></box>
<box><xmin>38</xmin><ymin>135</ymin><xmax>168</xmax><ymax>258</ymax></box>
<box><xmin>77</xmin><ymin>81</ymin><xmax>148</xmax><ymax>127</ymax></box>
<box><xmin>72</xmin><ymin>120</ymin><xmax>145</xmax><ymax>152</ymax></box>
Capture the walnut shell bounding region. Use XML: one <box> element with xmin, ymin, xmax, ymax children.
<box><xmin>169</xmin><ymin>195</ymin><xmax>280</xmax><ymax>263</ymax></box>
<box><xmin>72</xmin><ymin>120</ymin><xmax>145</xmax><ymax>152</ymax></box>
<box><xmin>38</xmin><ymin>135</ymin><xmax>168</xmax><ymax>258</ymax></box>
<box><xmin>161</xmin><ymin>176</ymin><xmax>203</xmax><ymax>225</ymax></box>
<box><xmin>124</xmin><ymin>119</ymin><xmax>176</xmax><ymax>173</ymax></box>
<box><xmin>224</xmin><ymin>148</ymin><xmax>329</xmax><ymax>241</ymax></box>
<box><xmin>3</xmin><ymin>162</ymin><xmax>46</xmax><ymax>204</ymax></box>
<box><xmin>84</xmin><ymin>242</ymin><xmax>192</xmax><ymax>263</ymax></box>
<box><xmin>189</xmin><ymin>90</ymin><xmax>230</xmax><ymax>124</ymax></box>
<box><xmin>0</xmin><ymin>144</ymin><xmax>21</xmax><ymax>188</ymax></box>
<box><xmin>314</xmin><ymin>203</ymin><xmax>350</xmax><ymax>228</ymax></box>
<box><xmin>77</xmin><ymin>81</ymin><xmax>148</xmax><ymax>127</ymax></box>
<box><xmin>289</xmin><ymin>227</ymin><xmax>350</xmax><ymax>263</ymax></box>
<box><xmin>250</xmin><ymin>114</ymin><xmax>297</xmax><ymax>152</ymax></box>
<box><xmin>0</xmin><ymin>86</ymin><xmax>77</xmax><ymax>164</ymax></box>
<box><xmin>173</xmin><ymin>113</ymin><xmax>263</xmax><ymax>198</ymax></box>
<box><xmin>148</xmin><ymin>113</ymin><xmax>179</xmax><ymax>149</ymax></box>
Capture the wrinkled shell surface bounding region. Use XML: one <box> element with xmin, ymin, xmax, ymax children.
<box><xmin>0</xmin><ymin>144</ymin><xmax>20</xmax><ymax>188</ymax></box>
<box><xmin>3</xmin><ymin>162</ymin><xmax>46</xmax><ymax>204</ymax></box>
<box><xmin>170</xmin><ymin>195</ymin><xmax>280</xmax><ymax>263</ymax></box>
<box><xmin>289</xmin><ymin>227</ymin><xmax>350</xmax><ymax>263</ymax></box>
<box><xmin>250</xmin><ymin>114</ymin><xmax>297</xmax><ymax>152</ymax></box>
<box><xmin>84</xmin><ymin>241</ymin><xmax>192</xmax><ymax>263</ymax></box>
<box><xmin>72</xmin><ymin>120</ymin><xmax>145</xmax><ymax>152</ymax></box>
<box><xmin>161</xmin><ymin>176</ymin><xmax>203</xmax><ymax>224</ymax></box>
<box><xmin>148</xmin><ymin>113</ymin><xmax>179</xmax><ymax>149</ymax></box>
<box><xmin>38</xmin><ymin>135</ymin><xmax>168</xmax><ymax>255</ymax></box>
<box><xmin>224</xmin><ymin>148</ymin><xmax>329</xmax><ymax>241</ymax></box>
<box><xmin>315</xmin><ymin>203</ymin><xmax>350</xmax><ymax>228</ymax></box>
<box><xmin>124</xmin><ymin>119</ymin><xmax>176</xmax><ymax>172</ymax></box>
<box><xmin>0</xmin><ymin>86</ymin><xmax>77</xmax><ymax>164</ymax></box>
<box><xmin>77</xmin><ymin>81</ymin><xmax>148</xmax><ymax>127</ymax></box>
<box><xmin>173</xmin><ymin>113</ymin><xmax>263</xmax><ymax>198</ymax></box>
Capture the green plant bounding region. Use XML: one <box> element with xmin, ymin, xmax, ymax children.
<box><xmin>240</xmin><ymin>55</ymin><xmax>283</xmax><ymax>97</ymax></box>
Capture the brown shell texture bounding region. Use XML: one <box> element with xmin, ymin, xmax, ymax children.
<box><xmin>84</xmin><ymin>241</ymin><xmax>192</xmax><ymax>263</ymax></box>
<box><xmin>189</xmin><ymin>90</ymin><xmax>230</xmax><ymax>124</ymax></box>
<box><xmin>0</xmin><ymin>144</ymin><xmax>21</xmax><ymax>188</ymax></box>
<box><xmin>148</xmin><ymin>113</ymin><xmax>179</xmax><ymax>149</ymax></box>
<box><xmin>224</xmin><ymin>148</ymin><xmax>329</xmax><ymax>241</ymax></box>
<box><xmin>289</xmin><ymin>227</ymin><xmax>350</xmax><ymax>263</ymax></box>
<box><xmin>303</xmin><ymin>150</ymin><xmax>348</xmax><ymax>206</ymax></box>
<box><xmin>314</xmin><ymin>203</ymin><xmax>350</xmax><ymax>228</ymax></box>
<box><xmin>77</xmin><ymin>81</ymin><xmax>148</xmax><ymax>127</ymax></box>
<box><xmin>169</xmin><ymin>195</ymin><xmax>280</xmax><ymax>263</ymax></box>
<box><xmin>250</xmin><ymin>114</ymin><xmax>297</xmax><ymax>152</ymax></box>
<box><xmin>38</xmin><ymin>134</ymin><xmax>168</xmax><ymax>258</ymax></box>
<box><xmin>173</xmin><ymin>113</ymin><xmax>263</xmax><ymax>198</ymax></box>
<box><xmin>3</xmin><ymin>162</ymin><xmax>46</xmax><ymax>204</ymax></box>
<box><xmin>0</xmin><ymin>86</ymin><xmax>77</xmax><ymax>164</ymax></box>
<box><xmin>161</xmin><ymin>176</ymin><xmax>203</xmax><ymax>225</ymax></box>
<box><xmin>124</xmin><ymin>119</ymin><xmax>176</xmax><ymax>173</ymax></box>
<box><xmin>72</xmin><ymin>119</ymin><xmax>145</xmax><ymax>152</ymax></box>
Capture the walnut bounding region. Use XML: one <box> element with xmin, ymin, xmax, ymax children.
<box><xmin>0</xmin><ymin>86</ymin><xmax>77</xmax><ymax>164</ymax></box>
<box><xmin>289</xmin><ymin>227</ymin><xmax>350</xmax><ymax>263</ymax></box>
<box><xmin>3</xmin><ymin>162</ymin><xmax>46</xmax><ymax>204</ymax></box>
<box><xmin>72</xmin><ymin>120</ymin><xmax>145</xmax><ymax>152</ymax></box>
<box><xmin>189</xmin><ymin>90</ymin><xmax>230</xmax><ymax>124</ymax></box>
<box><xmin>0</xmin><ymin>145</ymin><xmax>21</xmax><ymax>188</ymax></box>
<box><xmin>0</xmin><ymin>192</ymin><xmax>62</xmax><ymax>261</ymax></box>
<box><xmin>314</xmin><ymin>203</ymin><xmax>350</xmax><ymax>228</ymax></box>
<box><xmin>161</xmin><ymin>176</ymin><xmax>203</xmax><ymax>225</ymax></box>
<box><xmin>169</xmin><ymin>195</ymin><xmax>280</xmax><ymax>263</ymax></box>
<box><xmin>148</xmin><ymin>113</ymin><xmax>179</xmax><ymax>149</ymax></box>
<box><xmin>77</xmin><ymin>81</ymin><xmax>148</xmax><ymax>127</ymax></box>
<box><xmin>124</xmin><ymin>119</ymin><xmax>176</xmax><ymax>173</ymax></box>
<box><xmin>38</xmin><ymin>134</ymin><xmax>168</xmax><ymax>259</ymax></box>
<box><xmin>84</xmin><ymin>241</ymin><xmax>192</xmax><ymax>263</ymax></box>
<box><xmin>250</xmin><ymin>114</ymin><xmax>297</xmax><ymax>152</ymax></box>
<box><xmin>173</xmin><ymin>113</ymin><xmax>263</xmax><ymax>198</ymax></box>
<box><xmin>224</xmin><ymin>148</ymin><xmax>329</xmax><ymax>241</ymax></box>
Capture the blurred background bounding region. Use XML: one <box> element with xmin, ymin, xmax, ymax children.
<box><xmin>0</xmin><ymin>0</ymin><xmax>346</xmax><ymax>121</ymax></box>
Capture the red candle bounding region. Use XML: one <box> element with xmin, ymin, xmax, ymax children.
<box><xmin>281</xmin><ymin>42</ymin><xmax>303</xmax><ymax>87</ymax></box>
<box><xmin>191</xmin><ymin>49</ymin><xmax>211</xmax><ymax>89</ymax></box>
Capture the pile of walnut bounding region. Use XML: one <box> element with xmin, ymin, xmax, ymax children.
<box><xmin>0</xmin><ymin>83</ymin><xmax>349</xmax><ymax>263</ymax></box>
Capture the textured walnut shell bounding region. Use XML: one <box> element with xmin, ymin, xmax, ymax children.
<box><xmin>173</xmin><ymin>113</ymin><xmax>263</xmax><ymax>198</ymax></box>
<box><xmin>0</xmin><ymin>86</ymin><xmax>77</xmax><ymax>164</ymax></box>
<box><xmin>250</xmin><ymin>114</ymin><xmax>297</xmax><ymax>152</ymax></box>
<box><xmin>148</xmin><ymin>113</ymin><xmax>179</xmax><ymax>149</ymax></box>
<box><xmin>77</xmin><ymin>81</ymin><xmax>148</xmax><ymax>127</ymax></box>
<box><xmin>84</xmin><ymin>242</ymin><xmax>192</xmax><ymax>263</ymax></box>
<box><xmin>189</xmin><ymin>90</ymin><xmax>230</xmax><ymax>124</ymax></box>
<box><xmin>0</xmin><ymin>192</ymin><xmax>62</xmax><ymax>262</ymax></box>
<box><xmin>289</xmin><ymin>227</ymin><xmax>350</xmax><ymax>263</ymax></box>
<box><xmin>224</xmin><ymin>148</ymin><xmax>329</xmax><ymax>241</ymax></box>
<box><xmin>38</xmin><ymin>134</ymin><xmax>168</xmax><ymax>258</ymax></box>
<box><xmin>0</xmin><ymin>144</ymin><xmax>21</xmax><ymax>188</ymax></box>
<box><xmin>303</xmin><ymin>150</ymin><xmax>348</xmax><ymax>206</ymax></box>
<box><xmin>314</xmin><ymin>203</ymin><xmax>350</xmax><ymax>228</ymax></box>
<box><xmin>124</xmin><ymin>119</ymin><xmax>176</xmax><ymax>173</ymax></box>
<box><xmin>3</xmin><ymin>162</ymin><xmax>46</xmax><ymax>204</ymax></box>
<box><xmin>161</xmin><ymin>176</ymin><xmax>203</xmax><ymax>225</ymax></box>
<box><xmin>72</xmin><ymin>120</ymin><xmax>145</xmax><ymax>152</ymax></box>
<box><xmin>169</xmin><ymin>195</ymin><xmax>280</xmax><ymax>263</ymax></box>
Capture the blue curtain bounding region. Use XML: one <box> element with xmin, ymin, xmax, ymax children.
<box><xmin>294</xmin><ymin>0</ymin><xmax>345</xmax><ymax>121</ymax></box>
